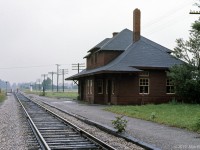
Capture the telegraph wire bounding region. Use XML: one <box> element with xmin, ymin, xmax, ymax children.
<box><xmin>0</xmin><ymin>63</ymin><xmax>72</xmax><ymax>70</ymax></box>
<box><xmin>0</xmin><ymin>64</ymin><xmax>55</xmax><ymax>70</ymax></box>
<box><xmin>143</xmin><ymin>0</ymin><xmax>195</xmax><ymax>34</ymax></box>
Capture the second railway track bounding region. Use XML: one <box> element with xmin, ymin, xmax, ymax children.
<box><xmin>15</xmin><ymin>92</ymin><xmax>116</xmax><ymax>150</ymax></box>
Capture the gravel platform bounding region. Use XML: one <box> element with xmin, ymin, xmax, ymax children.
<box><xmin>27</xmin><ymin>94</ymin><xmax>200</xmax><ymax>150</ymax></box>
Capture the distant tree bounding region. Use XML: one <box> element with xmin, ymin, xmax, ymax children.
<box><xmin>42</xmin><ymin>77</ymin><xmax>52</xmax><ymax>90</ymax></box>
<box><xmin>168</xmin><ymin>18</ymin><xmax>200</xmax><ymax>103</ymax></box>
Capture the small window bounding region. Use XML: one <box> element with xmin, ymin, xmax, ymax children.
<box><xmin>97</xmin><ymin>80</ymin><xmax>103</xmax><ymax>94</ymax></box>
<box><xmin>139</xmin><ymin>78</ymin><xmax>149</xmax><ymax>94</ymax></box>
<box><xmin>91</xmin><ymin>56</ymin><xmax>94</xmax><ymax>64</ymax></box>
<box><xmin>166</xmin><ymin>79</ymin><xmax>175</xmax><ymax>94</ymax></box>
<box><xmin>94</xmin><ymin>53</ymin><xmax>98</xmax><ymax>64</ymax></box>
<box><xmin>139</xmin><ymin>71</ymin><xmax>149</xmax><ymax>77</ymax></box>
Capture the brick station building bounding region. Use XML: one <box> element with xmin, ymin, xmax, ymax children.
<box><xmin>66</xmin><ymin>9</ymin><xmax>183</xmax><ymax>105</ymax></box>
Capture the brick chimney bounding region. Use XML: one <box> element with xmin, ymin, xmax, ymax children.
<box><xmin>133</xmin><ymin>8</ymin><xmax>141</xmax><ymax>42</ymax></box>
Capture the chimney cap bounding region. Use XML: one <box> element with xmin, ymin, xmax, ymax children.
<box><xmin>112</xmin><ymin>32</ymin><xmax>119</xmax><ymax>37</ymax></box>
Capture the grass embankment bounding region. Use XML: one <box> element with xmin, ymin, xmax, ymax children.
<box><xmin>0</xmin><ymin>92</ymin><xmax>6</xmax><ymax>103</ymax></box>
<box><xmin>104</xmin><ymin>103</ymin><xmax>200</xmax><ymax>132</ymax></box>
<box><xmin>26</xmin><ymin>90</ymin><xmax>78</xmax><ymax>100</ymax></box>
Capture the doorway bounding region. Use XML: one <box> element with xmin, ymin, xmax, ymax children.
<box><xmin>80</xmin><ymin>81</ymin><xmax>85</xmax><ymax>100</ymax></box>
<box><xmin>107</xmin><ymin>80</ymin><xmax>112</xmax><ymax>104</ymax></box>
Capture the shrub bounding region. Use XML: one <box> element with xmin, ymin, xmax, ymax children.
<box><xmin>112</xmin><ymin>115</ymin><xmax>128</xmax><ymax>133</ymax></box>
<box><xmin>150</xmin><ymin>112</ymin><xmax>157</xmax><ymax>120</ymax></box>
<box><xmin>169</xmin><ymin>98</ymin><xmax>178</xmax><ymax>105</ymax></box>
<box><xmin>194</xmin><ymin>117</ymin><xmax>200</xmax><ymax>131</ymax></box>
<box><xmin>168</xmin><ymin>64</ymin><xmax>200</xmax><ymax>103</ymax></box>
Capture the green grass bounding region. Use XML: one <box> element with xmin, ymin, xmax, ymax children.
<box><xmin>25</xmin><ymin>90</ymin><xmax>78</xmax><ymax>100</ymax></box>
<box><xmin>0</xmin><ymin>92</ymin><xmax>6</xmax><ymax>103</ymax></box>
<box><xmin>43</xmin><ymin>91</ymin><xmax>78</xmax><ymax>99</ymax></box>
<box><xmin>104</xmin><ymin>103</ymin><xmax>200</xmax><ymax>132</ymax></box>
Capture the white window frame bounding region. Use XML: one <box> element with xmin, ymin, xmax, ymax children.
<box><xmin>166</xmin><ymin>79</ymin><xmax>175</xmax><ymax>94</ymax></box>
<box><xmin>106</xmin><ymin>80</ymin><xmax>108</xmax><ymax>95</ymax></box>
<box><xmin>139</xmin><ymin>78</ymin><xmax>149</xmax><ymax>94</ymax></box>
<box><xmin>90</xmin><ymin>79</ymin><xmax>93</xmax><ymax>94</ymax></box>
<box><xmin>87</xmin><ymin>80</ymin><xmax>90</xmax><ymax>94</ymax></box>
<box><xmin>112</xmin><ymin>80</ymin><xmax>115</xmax><ymax>95</ymax></box>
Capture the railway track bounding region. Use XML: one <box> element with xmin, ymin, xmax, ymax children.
<box><xmin>15</xmin><ymin>92</ymin><xmax>116</xmax><ymax>150</ymax></box>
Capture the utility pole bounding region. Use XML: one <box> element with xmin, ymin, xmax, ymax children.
<box><xmin>35</xmin><ymin>82</ymin><xmax>37</xmax><ymax>92</ymax></box>
<box><xmin>59</xmin><ymin>69</ymin><xmax>68</xmax><ymax>92</ymax></box>
<box><xmin>5</xmin><ymin>81</ymin><xmax>8</xmax><ymax>96</ymax></box>
<box><xmin>56</xmin><ymin>64</ymin><xmax>60</xmax><ymax>92</ymax></box>
<box><xmin>0</xmin><ymin>80</ymin><xmax>1</xmax><ymax>93</ymax></box>
<box><xmin>72</xmin><ymin>63</ymin><xmax>85</xmax><ymax>73</ymax></box>
<box><xmin>41</xmin><ymin>74</ymin><xmax>47</xmax><ymax>96</ymax></box>
<box><xmin>37</xmin><ymin>79</ymin><xmax>41</xmax><ymax>93</ymax></box>
<box><xmin>48</xmin><ymin>71</ymin><xmax>56</xmax><ymax>92</ymax></box>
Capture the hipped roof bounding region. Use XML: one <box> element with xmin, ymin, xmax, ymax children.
<box><xmin>67</xmin><ymin>29</ymin><xmax>183</xmax><ymax>80</ymax></box>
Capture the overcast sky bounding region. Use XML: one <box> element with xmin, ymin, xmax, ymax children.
<box><xmin>0</xmin><ymin>0</ymin><xmax>198</xmax><ymax>85</ymax></box>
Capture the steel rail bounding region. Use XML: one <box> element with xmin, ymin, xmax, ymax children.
<box><xmin>17</xmin><ymin>92</ymin><xmax>116</xmax><ymax>150</ymax></box>
<box><xmin>32</xmin><ymin>98</ymin><xmax>116</xmax><ymax>150</ymax></box>
<box><xmin>15</xmin><ymin>92</ymin><xmax>50</xmax><ymax>150</ymax></box>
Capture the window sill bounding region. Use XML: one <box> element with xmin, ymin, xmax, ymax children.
<box><xmin>139</xmin><ymin>93</ymin><xmax>149</xmax><ymax>95</ymax></box>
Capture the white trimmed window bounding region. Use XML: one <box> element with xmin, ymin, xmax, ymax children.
<box><xmin>140</xmin><ymin>71</ymin><xmax>149</xmax><ymax>77</ymax></box>
<box><xmin>87</xmin><ymin>80</ymin><xmax>89</xmax><ymax>94</ymax></box>
<box><xmin>139</xmin><ymin>78</ymin><xmax>149</xmax><ymax>94</ymax></box>
<box><xmin>112</xmin><ymin>80</ymin><xmax>115</xmax><ymax>94</ymax></box>
<box><xmin>166</xmin><ymin>79</ymin><xmax>175</xmax><ymax>94</ymax></box>
<box><xmin>87</xmin><ymin>79</ymin><xmax>93</xmax><ymax>94</ymax></box>
<box><xmin>97</xmin><ymin>80</ymin><xmax>103</xmax><ymax>94</ymax></box>
<box><xmin>90</xmin><ymin>79</ymin><xmax>93</xmax><ymax>94</ymax></box>
<box><xmin>106</xmin><ymin>80</ymin><xmax>108</xmax><ymax>94</ymax></box>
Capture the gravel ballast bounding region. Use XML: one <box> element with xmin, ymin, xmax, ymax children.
<box><xmin>30</xmin><ymin>95</ymin><xmax>144</xmax><ymax>150</ymax></box>
<box><xmin>27</xmin><ymin>94</ymin><xmax>200</xmax><ymax>150</ymax></box>
<box><xmin>0</xmin><ymin>94</ymin><xmax>28</xmax><ymax>150</ymax></box>
<box><xmin>0</xmin><ymin>94</ymin><xmax>40</xmax><ymax>150</ymax></box>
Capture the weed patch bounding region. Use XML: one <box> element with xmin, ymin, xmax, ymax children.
<box><xmin>105</xmin><ymin>103</ymin><xmax>200</xmax><ymax>132</ymax></box>
<box><xmin>0</xmin><ymin>92</ymin><xmax>6</xmax><ymax>103</ymax></box>
<box><xmin>112</xmin><ymin>115</ymin><xmax>128</xmax><ymax>133</ymax></box>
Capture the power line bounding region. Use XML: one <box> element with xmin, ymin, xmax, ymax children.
<box><xmin>72</xmin><ymin>63</ymin><xmax>85</xmax><ymax>73</ymax></box>
<box><xmin>0</xmin><ymin>63</ymin><xmax>73</xmax><ymax>70</ymax></box>
<box><xmin>143</xmin><ymin>0</ymin><xmax>194</xmax><ymax>33</ymax></box>
<box><xmin>0</xmin><ymin>64</ymin><xmax>55</xmax><ymax>70</ymax></box>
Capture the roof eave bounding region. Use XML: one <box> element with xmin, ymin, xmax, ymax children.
<box><xmin>132</xmin><ymin>66</ymin><xmax>170</xmax><ymax>70</ymax></box>
<box><xmin>66</xmin><ymin>70</ymin><xmax>141</xmax><ymax>80</ymax></box>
